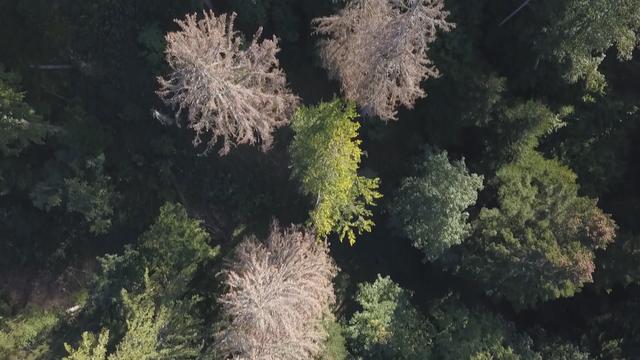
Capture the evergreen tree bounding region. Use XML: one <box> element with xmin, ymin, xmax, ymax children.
<box><xmin>388</xmin><ymin>148</ymin><xmax>483</xmax><ymax>260</ymax></box>
<box><xmin>461</xmin><ymin>151</ymin><xmax>616</xmax><ymax>306</ymax></box>
<box><xmin>0</xmin><ymin>67</ymin><xmax>53</xmax><ymax>156</ymax></box>
<box><xmin>430</xmin><ymin>302</ymin><xmax>540</xmax><ymax>359</ymax></box>
<box><xmin>346</xmin><ymin>275</ymin><xmax>433</xmax><ymax>359</ymax></box>
<box><xmin>532</xmin><ymin>0</ymin><xmax>640</xmax><ymax>92</ymax></box>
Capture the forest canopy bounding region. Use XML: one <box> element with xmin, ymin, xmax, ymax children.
<box><xmin>1</xmin><ymin>0</ymin><xmax>640</xmax><ymax>359</ymax></box>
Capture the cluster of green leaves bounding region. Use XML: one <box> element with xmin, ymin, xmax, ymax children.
<box><xmin>0</xmin><ymin>67</ymin><xmax>53</xmax><ymax>156</ymax></box>
<box><xmin>0</xmin><ymin>309</ymin><xmax>60</xmax><ymax>359</ymax></box>
<box><xmin>65</xmin><ymin>202</ymin><xmax>217</xmax><ymax>359</ymax></box>
<box><xmin>532</xmin><ymin>0</ymin><xmax>640</xmax><ymax>92</ymax></box>
<box><xmin>290</xmin><ymin>100</ymin><xmax>382</xmax><ymax>244</ymax></box>
<box><xmin>345</xmin><ymin>275</ymin><xmax>587</xmax><ymax>359</ymax></box>
<box><xmin>429</xmin><ymin>302</ymin><xmax>540</xmax><ymax>360</ymax></box>
<box><xmin>319</xmin><ymin>316</ymin><xmax>349</xmax><ymax>360</ymax></box>
<box><xmin>66</xmin><ymin>273</ymin><xmax>202</xmax><ymax>360</ymax></box>
<box><xmin>346</xmin><ymin>275</ymin><xmax>433</xmax><ymax>359</ymax></box>
<box><xmin>0</xmin><ymin>74</ymin><xmax>116</xmax><ymax>276</ymax></box>
<box><xmin>461</xmin><ymin>102</ymin><xmax>617</xmax><ymax>307</ymax></box>
<box><xmin>388</xmin><ymin>148</ymin><xmax>483</xmax><ymax>261</ymax></box>
<box><xmin>1</xmin><ymin>0</ymin><xmax>640</xmax><ymax>358</ymax></box>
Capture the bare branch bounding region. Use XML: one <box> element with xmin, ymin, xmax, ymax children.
<box><xmin>157</xmin><ymin>11</ymin><xmax>299</xmax><ymax>155</ymax></box>
<box><xmin>216</xmin><ymin>223</ymin><xmax>337</xmax><ymax>359</ymax></box>
<box><xmin>499</xmin><ymin>0</ymin><xmax>532</xmax><ymax>26</ymax></box>
<box><xmin>314</xmin><ymin>0</ymin><xmax>454</xmax><ymax>120</ymax></box>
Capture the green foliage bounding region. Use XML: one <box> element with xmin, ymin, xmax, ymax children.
<box><xmin>388</xmin><ymin>148</ymin><xmax>483</xmax><ymax>260</ymax></box>
<box><xmin>0</xmin><ymin>309</ymin><xmax>59</xmax><ymax>359</ymax></box>
<box><xmin>68</xmin><ymin>273</ymin><xmax>203</xmax><ymax>360</ymax></box>
<box><xmin>138</xmin><ymin>202</ymin><xmax>218</xmax><ymax>296</ymax></box>
<box><xmin>88</xmin><ymin>247</ymin><xmax>146</xmax><ymax>330</ymax></box>
<box><xmin>25</xmin><ymin>103</ymin><xmax>116</xmax><ymax>235</ymax></box>
<box><xmin>81</xmin><ymin>201</ymin><xmax>214</xmax><ymax>355</ymax></box>
<box><xmin>1</xmin><ymin>0</ymin><xmax>639</xmax><ymax>358</ymax></box>
<box><xmin>553</xmin><ymin>96</ymin><xmax>637</xmax><ymax>196</ymax></box>
<box><xmin>63</xmin><ymin>330</ymin><xmax>109</xmax><ymax>360</ymax></box>
<box><xmin>486</xmin><ymin>101</ymin><xmax>569</xmax><ymax>166</ymax></box>
<box><xmin>580</xmin><ymin>295</ymin><xmax>640</xmax><ymax>358</ymax></box>
<box><xmin>462</xmin><ymin>150</ymin><xmax>616</xmax><ymax>306</ymax></box>
<box><xmin>536</xmin><ymin>342</ymin><xmax>590</xmax><ymax>360</ymax></box>
<box><xmin>64</xmin><ymin>156</ymin><xmax>115</xmax><ymax>234</ymax></box>
<box><xmin>346</xmin><ymin>277</ymin><xmax>545</xmax><ymax>359</ymax></box>
<box><xmin>319</xmin><ymin>317</ymin><xmax>349</xmax><ymax>360</ymax></box>
<box><xmin>533</xmin><ymin>0</ymin><xmax>640</xmax><ymax>92</ymax></box>
<box><xmin>0</xmin><ymin>67</ymin><xmax>53</xmax><ymax>156</ymax></box>
<box><xmin>29</xmin><ymin>155</ymin><xmax>114</xmax><ymax>219</ymax></box>
<box><xmin>289</xmin><ymin>100</ymin><xmax>381</xmax><ymax>244</ymax></box>
<box><xmin>108</xmin><ymin>280</ymin><xmax>165</xmax><ymax>360</ymax></box>
<box><xmin>346</xmin><ymin>275</ymin><xmax>433</xmax><ymax>359</ymax></box>
<box><xmin>595</xmin><ymin>232</ymin><xmax>640</xmax><ymax>290</ymax></box>
<box><xmin>430</xmin><ymin>302</ymin><xmax>540</xmax><ymax>360</ymax></box>
<box><xmin>137</xmin><ymin>23</ymin><xmax>165</xmax><ymax>70</ymax></box>
<box><xmin>88</xmin><ymin>202</ymin><xmax>216</xmax><ymax>328</ymax></box>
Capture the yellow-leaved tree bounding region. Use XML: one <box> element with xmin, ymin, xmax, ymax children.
<box><xmin>289</xmin><ymin>99</ymin><xmax>381</xmax><ymax>244</ymax></box>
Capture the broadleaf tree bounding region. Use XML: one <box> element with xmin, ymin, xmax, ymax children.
<box><xmin>289</xmin><ymin>100</ymin><xmax>381</xmax><ymax>245</ymax></box>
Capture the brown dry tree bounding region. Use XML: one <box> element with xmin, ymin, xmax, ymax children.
<box><xmin>216</xmin><ymin>223</ymin><xmax>337</xmax><ymax>360</ymax></box>
<box><xmin>314</xmin><ymin>0</ymin><xmax>454</xmax><ymax>120</ymax></box>
<box><xmin>157</xmin><ymin>11</ymin><xmax>299</xmax><ymax>155</ymax></box>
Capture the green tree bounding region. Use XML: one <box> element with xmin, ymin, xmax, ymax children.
<box><xmin>388</xmin><ymin>148</ymin><xmax>483</xmax><ymax>260</ymax></box>
<box><xmin>0</xmin><ymin>67</ymin><xmax>53</xmax><ymax>156</ymax></box>
<box><xmin>63</xmin><ymin>330</ymin><xmax>109</xmax><ymax>360</ymax></box>
<box><xmin>430</xmin><ymin>302</ymin><xmax>540</xmax><ymax>360</ymax></box>
<box><xmin>346</xmin><ymin>275</ymin><xmax>433</xmax><ymax>359</ymax></box>
<box><xmin>536</xmin><ymin>342</ymin><xmax>590</xmax><ymax>360</ymax></box>
<box><xmin>483</xmin><ymin>101</ymin><xmax>569</xmax><ymax>168</ymax></box>
<box><xmin>107</xmin><ymin>281</ymin><xmax>166</xmax><ymax>360</ymax></box>
<box><xmin>320</xmin><ymin>317</ymin><xmax>349</xmax><ymax>360</ymax></box>
<box><xmin>86</xmin><ymin>202</ymin><xmax>216</xmax><ymax>334</ymax></box>
<box><xmin>532</xmin><ymin>0</ymin><xmax>640</xmax><ymax>92</ymax></box>
<box><xmin>24</xmin><ymin>104</ymin><xmax>116</xmax><ymax>235</ymax></box>
<box><xmin>138</xmin><ymin>202</ymin><xmax>218</xmax><ymax>297</ymax></box>
<box><xmin>461</xmin><ymin>151</ymin><xmax>616</xmax><ymax>306</ymax></box>
<box><xmin>552</xmin><ymin>96</ymin><xmax>636</xmax><ymax>197</ymax></box>
<box><xmin>66</xmin><ymin>275</ymin><xmax>202</xmax><ymax>360</ymax></box>
<box><xmin>289</xmin><ymin>100</ymin><xmax>381</xmax><ymax>244</ymax></box>
<box><xmin>0</xmin><ymin>309</ymin><xmax>60</xmax><ymax>359</ymax></box>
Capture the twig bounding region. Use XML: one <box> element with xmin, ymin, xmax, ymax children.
<box><xmin>499</xmin><ymin>0</ymin><xmax>532</xmax><ymax>26</ymax></box>
<box><xmin>29</xmin><ymin>64</ymin><xmax>74</xmax><ymax>70</ymax></box>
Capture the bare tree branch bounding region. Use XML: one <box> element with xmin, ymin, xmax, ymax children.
<box><xmin>157</xmin><ymin>11</ymin><xmax>299</xmax><ymax>155</ymax></box>
<box><xmin>216</xmin><ymin>223</ymin><xmax>337</xmax><ymax>359</ymax></box>
<box><xmin>499</xmin><ymin>0</ymin><xmax>532</xmax><ymax>26</ymax></box>
<box><xmin>314</xmin><ymin>0</ymin><xmax>454</xmax><ymax>121</ymax></box>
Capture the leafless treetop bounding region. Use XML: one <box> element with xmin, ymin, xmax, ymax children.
<box><xmin>314</xmin><ymin>0</ymin><xmax>454</xmax><ymax>120</ymax></box>
<box><xmin>216</xmin><ymin>223</ymin><xmax>337</xmax><ymax>359</ymax></box>
<box><xmin>157</xmin><ymin>11</ymin><xmax>299</xmax><ymax>155</ymax></box>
